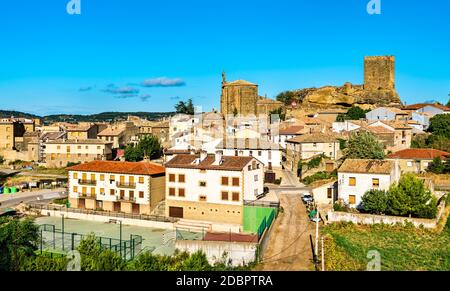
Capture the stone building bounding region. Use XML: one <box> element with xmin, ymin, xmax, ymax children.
<box><xmin>364</xmin><ymin>56</ymin><xmax>395</xmax><ymax>91</ymax></box>
<box><xmin>220</xmin><ymin>72</ymin><xmax>282</xmax><ymax>117</ymax></box>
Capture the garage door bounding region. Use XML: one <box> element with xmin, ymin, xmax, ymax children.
<box><xmin>169</xmin><ymin>207</ymin><xmax>184</xmax><ymax>218</ymax></box>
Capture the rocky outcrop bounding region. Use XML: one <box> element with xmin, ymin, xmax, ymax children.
<box><xmin>292</xmin><ymin>82</ymin><xmax>401</xmax><ymax>106</ymax></box>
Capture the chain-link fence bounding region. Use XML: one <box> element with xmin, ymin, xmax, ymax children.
<box><xmin>39</xmin><ymin>224</ymin><xmax>143</xmax><ymax>261</ymax></box>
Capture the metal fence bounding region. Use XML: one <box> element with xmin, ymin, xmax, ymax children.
<box><xmin>27</xmin><ymin>203</ymin><xmax>178</xmax><ymax>223</ymax></box>
<box><xmin>39</xmin><ymin>223</ymin><xmax>143</xmax><ymax>261</ymax></box>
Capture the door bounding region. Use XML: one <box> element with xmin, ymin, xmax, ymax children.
<box><xmin>327</xmin><ymin>188</ymin><xmax>333</xmax><ymax>199</ymax></box>
<box><xmin>78</xmin><ymin>198</ymin><xmax>86</xmax><ymax>209</ymax></box>
<box><xmin>132</xmin><ymin>203</ymin><xmax>140</xmax><ymax>215</ymax></box>
<box><xmin>113</xmin><ymin>202</ymin><xmax>121</xmax><ymax>212</ymax></box>
<box><xmin>169</xmin><ymin>207</ymin><xmax>184</xmax><ymax>218</ymax></box>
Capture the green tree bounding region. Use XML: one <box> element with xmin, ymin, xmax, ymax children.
<box><xmin>446</xmin><ymin>99</ymin><xmax>450</xmax><ymax>108</ymax></box>
<box><xmin>21</xmin><ymin>254</ymin><xmax>68</xmax><ymax>271</ymax></box>
<box><xmin>426</xmin><ymin>134</ymin><xmax>450</xmax><ymax>152</ymax></box>
<box><xmin>95</xmin><ymin>250</ymin><xmax>127</xmax><ymax>271</ymax></box>
<box><xmin>0</xmin><ymin>217</ymin><xmax>40</xmax><ymax>271</ymax></box>
<box><xmin>297</xmin><ymin>160</ymin><xmax>303</xmax><ymax>177</ymax></box>
<box><xmin>77</xmin><ymin>234</ymin><xmax>103</xmax><ymax>271</ymax></box>
<box><xmin>181</xmin><ymin>251</ymin><xmax>211</xmax><ymax>271</ymax></box>
<box><xmin>427</xmin><ymin>157</ymin><xmax>445</xmax><ymax>174</ymax></box>
<box><xmin>361</xmin><ymin>190</ymin><xmax>389</xmax><ymax>214</ymax></box>
<box><xmin>387</xmin><ymin>174</ymin><xmax>438</xmax><ymax>219</ymax></box>
<box><xmin>428</xmin><ymin>114</ymin><xmax>450</xmax><ymax>138</ymax></box>
<box><xmin>345</xmin><ymin>132</ymin><xmax>385</xmax><ymax>160</ymax></box>
<box><xmin>175</xmin><ymin>98</ymin><xmax>195</xmax><ymax>115</ymax></box>
<box><xmin>269</xmin><ymin>107</ymin><xmax>286</xmax><ymax>122</ymax></box>
<box><xmin>336</xmin><ymin>106</ymin><xmax>368</xmax><ymax>122</ymax></box>
<box><xmin>124</xmin><ymin>135</ymin><xmax>162</xmax><ymax>162</ymax></box>
<box><xmin>275</xmin><ymin>91</ymin><xmax>296</xmax><ymax>105</ymax></box>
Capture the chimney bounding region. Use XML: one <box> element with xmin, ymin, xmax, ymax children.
<box><xmin>200</xmin><ymin>150</ymin><xmax>208</xmax><ymax>162</ymax></box>
<box><xmin>214</xmin><ymin>150</ymin><xmax>223</xmax><ymax>165</ymax></box>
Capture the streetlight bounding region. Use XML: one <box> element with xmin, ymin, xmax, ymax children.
<box><xmin>109</xmin><ymin>219</ymin><xmax>123</xmax><ymax>258</ymax></box>
<box><xmin>61</xmin><ymin>214</ymin><xmax>65</xmax><ymax>251</ymax></box>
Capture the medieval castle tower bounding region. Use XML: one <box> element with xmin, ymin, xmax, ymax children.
<box><xmin>364</xmin><ymin>56</ymin><xmax>395</xmax><ymax>91</ymax></box>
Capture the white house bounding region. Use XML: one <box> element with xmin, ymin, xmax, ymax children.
<box><xmin>337</xmin><ymin>159</ymin><xmax>400</xmax><ymax>209</ymax></box>
<box><xmin>366</xmin><ymin>107</ymin><xmax>409</xmax><ymax>122</ymax></box>
<box><xmin>269</xmin><ymin>125</ymin><xmax>305</xmax><ymax>149</ymax></box>
<box><xmin>215</xmin><ymin>138</ymin><xmax>282</xmax><ymax>170</ymax></box>
<box><xmin>164</xmin><ymin>151</ymin><xmax>264</xmax><ymax>226</ymax></box>
<box><xmin>67</xmin><ymin>160</ymin><xmax>166</xmax><ymax>215</ymax></box>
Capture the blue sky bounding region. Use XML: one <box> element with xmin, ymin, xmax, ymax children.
<box><xmin>0</xmin><ymin>0</ymin><xmax>449</xmax><ymax>116</ymax></box>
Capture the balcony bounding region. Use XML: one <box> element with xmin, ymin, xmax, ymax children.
<box><xmin>116</xmin><ymin>195</ymin><xmax>137</xmax><ymax>203</ymax></box>
<box><xmin>78</xmin><ymin>193</ymin><xmax>96</xmax><ymax>199</ymax></box>
<box><xmin>116</xmin><ymin>182</ymin><xmax>136</xmax><ymax>189</ymax></box>
<box><xmin>78</xmin><ymin>179</ymin><xmax>97</xmax><ymax>186</ymax></box>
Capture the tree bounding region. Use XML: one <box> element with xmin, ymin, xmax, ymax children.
<box><xmin>345</xmin><ymin>132</ymin><xmax>385</xmax><ymax>160</ymax></box>
<box><xmin>387</xmin><ymin>174</ymin><xmax>438</xmax><ymax>219</ymax></box>
<box><xmin>95</xmin><ymin>250</ymin><xmax>127</xmax><ymax>271</ymax></box>
<box><xmin>336</xmin><ymin>106</ymin><xmax>368</xmax><ymax>122</ymax></box>
<box><xmin>181</xmin><ymin>251</ymin><xmax>211</xmax><ymax>271</ymax></box>
<box><xmin>426</xmin><ymin>134</ymin><xmax>450</xmax><ymax>152</ymax></box>
<box><xmin>269</xmin><ymin>107</ymin><xmax>286</xmax><ymax>122</ymax></box>
<box><xmin>77</xmin><ymin>234</ymin><xmax>103</xmax><ymax>271</ymax></box>
<box><xmin>174</xmin><ymin>98</ymin><xmax>195</xmax><ymax>115</ymax></box>
<box><xmin>427</xmin><ymin>157</ymin><xmax>445</xmax><ymax>174</ymax></box>
<box><xmin>0</xmin><ymin>217</ymin><xmax>40</xmax><ymax>271</ymax></box>
<box><xmin>297</xmin><ymin>160</ymin><xmax>303</xmax><ymax>177</ymax></box>
<box><xmin>446</xmin><ymin>99</ymin><xmax>450</xmax><ymax>108</ymax></box>
<box><xmin>428</xmin><ymin>114</ymin><xmax>450</xmax><ymax>138</ymax></box>
<box><xmin>362</xmin><ymin>190</ymin><xmax>389</xmax><ymax>214</ymax></box>
<box><xmin>276</xmin><ymin>91</ymin><xmax>296</xmax><ymax>105</ymax></box>
<box><xmin>124</xmin><ymin>135</ymin><xmax>162</xmax><ymax>162</ymax></box>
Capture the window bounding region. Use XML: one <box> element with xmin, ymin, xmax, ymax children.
<box><xmin>139</xmin><ymin>177</ymin><xmax>144</xmax><ymax>183</ymax></box>
<box><xmin>249</xmin><ymin>151</ymin><xmax>253</xmax><ymax>156</ymax></box>
<box><xmin>349</xmin><ymin>177</ymin><xmax>356</xmax><ymax>186</ymax></box>
<box><xmin>91</xmin><ymin>174</ymin><xmax>96</xmax><ymax>181</ymax></box>
<box><xmin>169</xmin><ymin>188</ymin><xmax>176</xmax><ymax>196</ymax></box>
<box><xmin>178</xmin><ymin>188</ymin><xmax>185</xmax><ymax>197</ymax></box>
<box><xmin>100</xmin><ymin>174</ymin><xmax>105</xmax><ymax>181</ymax></box>
<box><xmin>199</xmin><ymin>181</ymin><xmax>207</xmax><ymax>187</ymax></box>
<box><xmin>232</xmin><ymin>177</ymin><xmax>240</xmax><ymax>187</ymax></box>
<box><xmin>178</xmin><ymin>174</ymin><xmax>185</xmax><ymax>183</ymax></box>
<box><xmin>254</xmin><ymin>175</ymin><xmax>258</xmax><ymax>182</ymax></box>
<box><xmin>235</xmin><ymin>150</ymin><xmax>238</xmax><ymax>156</ymax></box>
<box><xmin>129</xmin><ymin>191</ymin><xmax>134</xmax><ymax>198</ymax></box>
<box><xmin>372</xmin><ymin>178</ymin><xmax>380</xmax><ymax>188</ymax></box>
<box><xmin>232</xmin><ymin>192</ymin><xmax>240</xmax><ymax>202</ymax></box>
<box><xmin>100</xmin><ymin>188</ymin><xmax>105</xmax><ymax>195</ymax></box>
<box><xmin>77</xmin><ymin>145</ymin><xmax>81</xmax><ymax>150</ymax></box>
<box><xmin>169</xmin><ymin>174</ymin><xmax>176</xmax><ymax>182</ymax></box>
<box><xmin>91</xmin><ymin>188</ymin><xmax>96</xmax><ymax>195</ymax></box>
<box><xmin>139</xmin><ymin>191</ymin><xmax>144</xmax><ymax>198</ymax></box>
<box><xmin>110</xmin><ymin>175</ymin><xmax>115</xmax><ymax>181</ymax></box>
<box><xmin>73</xmin><ymin>173</ymin><xmax>78</xmax><ymax>179</ymax></box>
<box><xmin>199</xmin><ymin>195</ymin><xmax>207</xmax><ymax>202</ymax></box>
<box><xmin>327</xmin><ymin>188</ymin><xmax>333</xmax><ymax>199</ymax></box>
<box><xmin>82</xmin><ymin>187</ymin><xmax>87</xmax><ymax>194</ymax></box>
<box><xmin>221</xmin><ymin>177</ymin><xmax>229</xmax><ymax>186</ymax></box>
<box><xmin>110</xmin><ymin>189</ymin><xmax>115</xmax><ymax>196</ymax></box>
<box><xmin>313</xmin><ymin>143</ymin><xmax>317</xmax><ymax>147</ymax></box>
<box><xmin>258</xmin><ymin>151</ymin><xmax>262</xmax><ymax>156</ymax></box>
<box><xmin>248</xmin><ymin>165</ymin><xmax>252</xmax><ymax>171</ymax></box>
<box><xmin>73</xmin><ymin>186</ymin><xmax>78</xmax><ymax>193</ymax></box>
<box><xmin>407</xmin><ymin>161</ymin><xmax>413</xmax><ymax>167</ymax></box>
<box><xmin>349</xmin><ymin>195</ymin><xmax>356</xmax><ymax>205</ymax></box>
<box><xmin>221</xmin><ymin>191</ymin><xmax>229</xmax><ymax>200</ymax></box>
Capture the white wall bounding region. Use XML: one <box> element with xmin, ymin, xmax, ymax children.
<box><xmin>221</xmin><ymin>148</ymin><xmax>282</xmax><ymax>169</ymax></box>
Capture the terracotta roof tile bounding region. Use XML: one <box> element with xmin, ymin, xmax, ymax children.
<box><xmin>67</xmin><ymin>160</ymin><xmax>165</xmax><ymax>176</ymax></box>
<box><xmin>387</xmin><ymin>149</ymin><xmax>450</xmax><ymax>160</ymax></box>
<box><xmin>403</xmin><ymin>103</ymin><xmax>450</xmax><ymax>111</ymax></box>
<box><xmin>287</xmin><ymin>133</ymin><xmax>338</xmax><ymax>144</ymax></box>
<box><xmin>165</xmin><ymin>154</ymin><xmax>254</xmax><ymax>171</ymax></box>
<box><xmin>338</xmin><ymin>159</ymin><xmax>394</xmax><ymax>174</ymax></box>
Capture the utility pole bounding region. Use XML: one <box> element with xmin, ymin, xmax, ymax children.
<box><xmin>321</xmin><ymin>236</ymin><xmax>325</xmax><ymax>271</ymax></box>
<box><xmin>315</xmin><ymin>208</ymin><xmax>319</xmax><ymax>257</ymax></box>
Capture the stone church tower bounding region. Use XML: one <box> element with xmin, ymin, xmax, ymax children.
<box><xmin>220</xmin><ymin>71</ymin><xmax>259</xmax><ymax>116</ymax></box>
<box><xmin>364</xmin><ymin>56</ymin><xmax>395</xmax><ymax>90</ymax></box>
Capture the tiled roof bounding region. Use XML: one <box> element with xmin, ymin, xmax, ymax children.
<box><xmin>403</xmin><ymin>103</ymin><xmax>450</xmax><ymax>112</ymax></box>
<box><xmin>338</xmin><ymin>159</ymin><xmax>394</xmax><ymax>174</ymax></box>
<box><xmin>366</xmin><ymin>126</ymin><xmax>394</xmax><ymax>134</ymax></box>
<box><xmin>387</xmin><ymin>149</ymin><xmax>450</xmax><ymax>160</ymax></box>
<box><xmin>369</xmin><ymin>121</ymin><xmax>412</xmax><ymax>130</ymax></box>
<box><xmin>286</xmin><ymin>133</ymin><xmax>338</xmax><ymax>144</ymax></box>
<box><xmin>278</xmin><ymin>125</ymin><xmax>305</xmax><ymax>135</ymax></box>
<box><xmin>67</xmin><ymin>161</ymin><xmax>165</xmax><ymax>175</ymax></box>
<box><xmin>98</xmin><ymin>126</ymin><xmax>126</xmax><ymax>136</ymax></box>
<box><xmin>165</xmin><ymin>154</ymin><xmax>254</xmax><ymax>171</ymax></box>
<box><xmin>66</xmin><ymin>124</ymin><xmax>94</xmax><ymax>132</ymax></box>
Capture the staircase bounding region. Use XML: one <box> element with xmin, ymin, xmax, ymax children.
<box><xmin>175</xmin><ymin>219</ymin><xmax>212</xmax><ymax>233</ymax></box>
<box><xmin>151</xmin><ymin>200</ymin><xmax>166</xmax><ymax>216</ymax></box>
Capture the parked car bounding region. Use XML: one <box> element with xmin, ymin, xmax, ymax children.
<box><xmin>301</xmin><ymin>193</ymin><xmax>314</xmax><ymax>204</ymax></box>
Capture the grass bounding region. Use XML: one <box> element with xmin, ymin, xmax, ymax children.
<box><xmin>322</xmin><ymin>221</ymin><xmax>450</xmax><ymax>271</ymax></box>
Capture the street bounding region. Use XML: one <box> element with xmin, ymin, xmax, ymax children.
<box><xmin>0</xmin><ymin>188</ymin><xmax>67</xmax><ymax>209</ymax></box>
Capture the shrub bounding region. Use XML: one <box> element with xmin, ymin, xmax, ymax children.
<box><xmin>361</xmin><ymin>190</ymin><xmax>389</xmax><ymax>215</ymax></box>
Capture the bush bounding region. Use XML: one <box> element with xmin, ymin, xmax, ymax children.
<box><xmin>53</xmin><ymin>198</ymin><xmax>69</xmax><ymax>205</ymax></box>
<box><xmin>303</xmin><ymin>171</ymin><xmax>336</xmax><ymax>185</ymax></box>
<box><xmin>306</xmin><ymin>155</ymin><xmax>324</xmax><ymax>170</ymax></box>
<box><xmin>361</xmin><ymin>190</ymin><xmax>389</xmax><ymax>215</ymax></box>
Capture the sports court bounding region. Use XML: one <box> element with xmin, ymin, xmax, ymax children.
<box><xmin>34</xmin><ymin>216</ymin><xmax>202</xmax><ymax>257</ymax></box>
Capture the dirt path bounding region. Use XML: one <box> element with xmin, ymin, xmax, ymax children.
<box><xmin>256</xmin><ymin>193</ymin><xmax>315</xmax><ymax>271</ymax></box>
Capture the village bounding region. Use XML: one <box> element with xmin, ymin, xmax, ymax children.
<box><xmin>0</xmin><ymin>55</ymin><xmax>449</xmax><ymax>271</ymax></box>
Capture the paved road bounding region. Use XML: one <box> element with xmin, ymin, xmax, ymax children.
<box><xmin>256</xmin><ymin>193</ymin><xmax>315</xmax><ymax>271</ymax></box>
<box><xmin>0</xmin><ymin>188</ymin><xmax>67</xmax><ymax>208</ymax></box>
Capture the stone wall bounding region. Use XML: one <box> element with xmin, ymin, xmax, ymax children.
<box><xmin>364</xmin><ymin>56</ymin><xmax>395</xmax><ymax>90</ymax></box>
